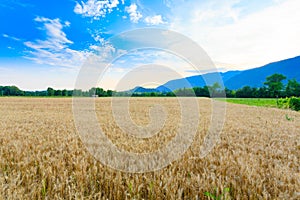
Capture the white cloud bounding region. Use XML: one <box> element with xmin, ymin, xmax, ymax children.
<box><xmin>125</xmin><ymin>3</ymin><xmax>142</xmax><ymax>23</ymax></box>
<box><xmin>74</xmin><ymin>0</ymin><xmax>119</xmax><ymax>20</ymax></box>
<box><xmin>34</xmin><ymin>16</ymin><xmax>72</xmax><ymax>45</ymax></box>
<box><xmin>169</xmin><ymin>0</ymin><xmax>300</xmax><ymax>70</ymax></box>
<box><xmin>90</xmin><ymin>33</ymin><xmax>105</xmax><ymax>44</ymax></box>
<box><xmin>24</xmin><ymin>17</ymin><xmax>89</xmax><ymax>69</ymax></box>
<box><xmin>64</xmin><ymin>21</ymin><xmax>71</xmax><ymax>27</ymax></box>
<box><xmin>163</xmin><ymin>0</ymin><xmax>172</xmax><ymax>8</ymax></box>
<box><xmin>109</xmin><ymin>0</ymin><xmax>119</xmax><ymax>8</ymax></box>
<box><xmin>145</xmin><ymin>15</ymin><xmax>165</xmax><ymax>25</ymax></box>
<box><xmin>2</xmin><ymin>33</ymin><xmax>21</xmax><ymax>41</ymax></box>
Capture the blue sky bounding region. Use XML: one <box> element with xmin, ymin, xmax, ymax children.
<box><xmin>1</xmin><ymin>0</ymin><xmax>300</xmax><ymax>90</ymax></box>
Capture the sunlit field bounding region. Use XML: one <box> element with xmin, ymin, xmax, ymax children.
<box><xmin>218</xmin><ymin>98</ymin><xmax>278</xmax><ymax>108</ymax></box>
<box><xmin>0</xmin><ymin>97</ymin><xmax>299</xmax><ymax>199</ymax></box>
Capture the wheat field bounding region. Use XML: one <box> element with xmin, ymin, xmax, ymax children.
<box><xmin>0</xmin><ymin>97</ymin><xmax>299</xmax><ymax>199</ymax></box>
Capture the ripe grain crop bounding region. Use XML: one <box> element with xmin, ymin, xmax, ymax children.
<box><xmin>0</xmin><ymin>97</ymin><xmax>299</xmax><ymax>199</ymax></box>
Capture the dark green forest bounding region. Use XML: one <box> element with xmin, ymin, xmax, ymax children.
<box><xmin>1</xmin><ymin>73</ymin><xmax>299</xmax><ymax>98</ymax></box>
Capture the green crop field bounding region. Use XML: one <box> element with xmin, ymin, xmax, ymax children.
<box><xmin>218</xmin><ymin>98</ymin><xmax>278</xmax><ymax>107</ymax></box>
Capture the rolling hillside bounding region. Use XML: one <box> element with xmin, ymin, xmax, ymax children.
<box><xmin>155</xmin><ymin>55</ymin><xmax>300</xmax><ymax>91</ymax></box>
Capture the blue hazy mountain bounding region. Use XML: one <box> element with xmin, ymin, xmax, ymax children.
<box><xmin>224</xmin><ymin>56</ymin><xmax>300</xmax><ymax>89</ymax></box>
<box><xmin>128</xmin><ymin>86</ymin><xmax>160</xmax><ymax>93</ymax></box>
<box><xmin>155</xmin><ymin>55</ymin><xmax>300</xmax><ymax>91</ymax></box>
<box><xmin>156</xmin><ymin>70</ymin><xmax>241</xmax><ymax>92</ymax></box>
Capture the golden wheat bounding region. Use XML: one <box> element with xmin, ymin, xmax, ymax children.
<box><xmin>0</xmin><ymin>97</ymin><xmax>299</xmax><ymax>199</ymax></box>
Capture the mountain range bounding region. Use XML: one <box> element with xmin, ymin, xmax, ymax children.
<box><xmin>130</xmin><ymin>55</ymin><xmax>300</xmax><ymax>92</ymax></box>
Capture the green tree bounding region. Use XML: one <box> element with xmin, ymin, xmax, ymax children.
<box><xmin>264</xmin><ymin>73</ymin><xmax>286</xmax><ymax>97</ymax></box>
<box><xmin>72</xmin><ymin>89</ymin><xmax>83</xmax><ymax>96</ymax></box>
<box><xmin>62</xmin><ymin>89</ymin><xmax>68</xmax><ymax>96</ymax></box>
<box><xmin>54</xmin><ymin>90</ymin><xmax>62</xmax><ymax>96</ymax></box>
<box><xmin>0</xmin><ymin>86</ymin><xmax>23</xmax><ymax>96</ymax></box>
<box><xmin>225</xmin><ymin>88</ymin><xmax>235</xmax><ymax>98</ymax></box>
<box><xmin>174</xmin><ymin>88</ymin><xmax>194</xmax><ymax>96</ymax></box>
<box><xmin>89</xmin><ymin>87</ymin><xmax>97</xmax><ymax>96</ymax></box>
<box><xmin>47</xmin><ymin>87</ymin><xmax>55</xmax><ymax>96</ymax></box>
<box><xmin>166</xmin><ymin>91</ymin><xmax>175</xmax><ymax>97</ymax></box>
<box><xmin>208</xmin><ymin>82</ymin><xmax>225</xmax><ymax>97</ymax></box>
<box><xmin>150</xmin><ymin>92</ymin><xmax>157</xmax><ymax>97</ymax></box>
<box><xmin>193</xmin><ymin>86</ymin><xmax>210</xmax><ymax>97</ymax></box>
<box><xmin>96</xmin><ymin>87</ymin><xmax>105</xmax><ymax>96</ymax></box>
<box><xmin>235</xmin><ymin>86</ymin><xmax>257</xmax><ymax>98</ymax></box>
<box><xmin>256</xmin><ymin>87</ymin><xmax>269</xmax><ymax>98</ymax></box>
<box><xmin>285</xmin><ymin>79</ymin><xmax>300</xmax><ymax>97</ymax></box>
<box><xmin>107</xmin><ymin>90</ymin><xmax>113</xmax><ymax>97</ymax></box>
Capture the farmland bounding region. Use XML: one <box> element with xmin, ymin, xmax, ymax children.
<box><xmin>218</xmin><ymin>98</ymin><xmax>278</xmax><ymax>108</ymax></box>
<box><xmin>0</xmin><ymin>97</ymin><xmax>299</xmax><ymax>199</ymax></box>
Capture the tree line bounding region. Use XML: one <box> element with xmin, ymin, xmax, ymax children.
<box><xmin>0</xmin><ymin>73</ymin><xmax>299</xmax><ymax>98</ymax></box>
<box><xmin>128</xmin><ymin>73</ymin><xmax>299</xmax><ymax>98</ymax></box>
<box><xmin>173</xmin><ymin>73</ymin><xmax>299</xmax><ymax>98</ymax></box>
<box><xmin>227</xmin><ymin>73</ymin><xmax>300</xmax><ymax>98</ymax></box>
<box><xmin>0</xmin><ymin>86</ymin><xmax>114</xmax><ymax>97</ymax></box>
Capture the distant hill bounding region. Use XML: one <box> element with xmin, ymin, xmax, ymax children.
<box><xmin>225</xmin><ymin>56</ymin><xmax>300</xmax><ymax>89</ymax></box>
<box><xmin>128</xmin><ymin>86</ymin><xmax>160</xmax><ymax>93</ymax></box>
<box><xmin>154</xmin><ymin>55</ymin><xmax>300</xmax><ymax>91</ymax></box>
<box><xmin>156</xmin><ymin>70</ymin><xmax>241</xmax><ymax>92</ymax></box>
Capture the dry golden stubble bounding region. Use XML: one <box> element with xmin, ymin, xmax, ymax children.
<box><xmin>0</xmin><ymin>97</ymin><xmax>299</xmax><ymax>199</ymax></box>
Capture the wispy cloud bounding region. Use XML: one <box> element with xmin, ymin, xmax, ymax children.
<box><xmin>2</xmin><ymin>33</ymin><xmax>21</xmax><ymax>41</ymax></box>
<box><xmin>74</xmin><ymin>0</ymin><xmax>119</xmax><ymax>20</ymax></box>
<box><xmin>33</xmin><ymin>16</ymin><xmax>72</xmax><ymax>45</ymax></box>
<box><xmin>24</xmin><ymin>17</ymin><xmax>89</xmax><ymax>69</ymax></box>
<box><xmin>0</xmin><ymin>0</ymin><xmax>33</xmax><ymax>9</ymax></box>
<box><xmin>163</xmin><ymin>0</ymin><xmax>172</xmax><ymax>8</ymax></box>
<box><xmin>125</xmin><ymin>3</ymin><xmax>142</xmax><ymax>23</ymax></box>
<box><xmin>145</xmin><ymin>15</ymin><xmax>165</xmax><ymax>25</ymax></box>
